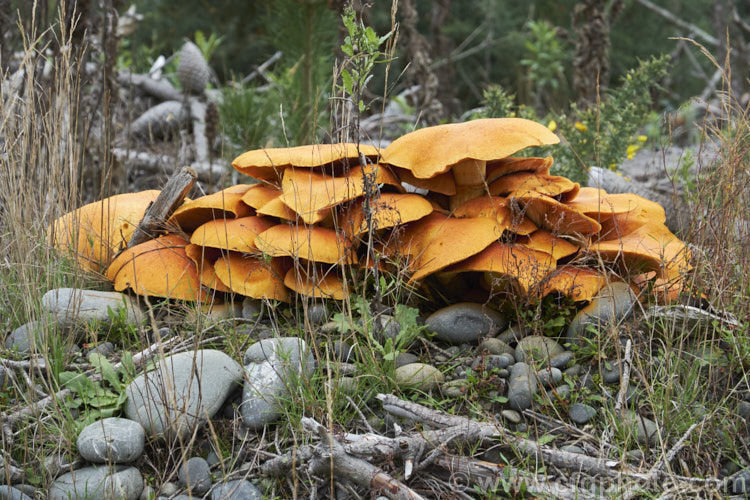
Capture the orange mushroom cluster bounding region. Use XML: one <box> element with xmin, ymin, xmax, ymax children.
<box><xmin>51</xmin><ymin>118</ymin><xmax>691</xmax><ymax>305</ymax></box>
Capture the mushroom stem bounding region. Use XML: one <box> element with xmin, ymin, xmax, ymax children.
<box><xmin>450</xmin><ymin>158</ymin><xmax>488</xmax><ymax>210</ymax></box>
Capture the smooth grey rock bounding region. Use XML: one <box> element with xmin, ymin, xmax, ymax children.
<box><xmin>42</xmin><ymin>288</ymin><xmax>145</xmax><ymax>329</ymax></box>
<box><xmin>139</xmin><ymin>486</ymin><xmax>155</xmax><ymax>500</ymax></box>
<box><xmin>335</xmin><ymin>377</ymin><xmax>358</xmax><ymax>396</ymax></box>
<box><xmin>48</xmin><ymin>465</ymin><xmax>143</xmax><ymax>500</ymax></box>
<box><xmin>508</xmin><ymin>363</ymin><xmax>538</xmax><ymax>411</ymax></box>
<box><xmin>333</xmin><ymin>341</ymin><xmax>353</xmax><ymax>363</ymax></box>
<box><xmin>537</xmin><ymin>367</ymin><xmax>562</xmax><ymax>389</ymax></box>
<box><xmin>472</xmin><ymin>354</ymin><xmax>513</xmax><ymax>372</ymax></box>
<box><xmin>394</xmin><ymin>363</ymin><xmax>444</xmax><ymax>391</ymax></box>
<box><xmin>87</xmin><ymin>342</ymin><xmax>115</xmax><ymax>358</ymax></box>
<box><xmin>178</xmin><ymin>457</ymin><xmax>211</xmax><ymax>496</ymax></box>
<box><xmin>564</xmin><ymin>364</ymin><xmax>582</xmax><ymax>378</ymax></box>
<box><xmin>515</xmin><ymin>336</ymin><xmax>565</xmax><ymax>366</ymax></box>
<box><xmin>77</xmin><ymin>418</ymin><xmax>145</xmax><ymax>464</ymax></box>
<box><xmin>241</xmin><ymin>298</ymin><xmax>264</xmax><ymax>321</ymax></box>
<box><xmin>0</xmin><ymin>486</ymin><xmax>32</xmax><ymax>500</ymax></box>
<box><xmin>601</xmin><ymin>361</ymin><xmax>622</xmax><ymax>384</ymax></box>
<box><xmin>497</xmin><ymin>325</ymin><xmax>531</xmax><ymax>345</ymax></box>
<box><xmin>210</xmin><ymin>480</ymin><xmax>262</xmax><ymax>500</ymax></box>
<box><xmin>569</xmin><ymin>403</ymin><xmax>597</xmax><ymax>424</ymax></box>
<box><xmin>621</xmin><ymin>410</ymin><xmax>659</xmax><ymax>446</ymax></box>
<box><xmin>548</xmin><ymin>384</ymin><xmax>571</xmax><ymax>401</ymax></box>
<box><xmin>362</xmin><ymin>314</ymin><xmax>400</xmax><ymax>340</ymax></box>
<box><xmin>733</xmin><ymin>469</ymin><xmax>750</xmax><ymax>495</ymax></box>
<box><xmin>306</xmin><ymin>303</ymin><xmax>329</xmax><ymax>325</ymax></box>
<box><xmin>6</xmin><ymin>321</ymin><xmax>47</xmax><ymax>354</ymax></box>
<box><xmin>243</xmin><ymin>338</ymin><xmax>315</xmax><ymax>374</ymax></box>
<box><xmin>550</xmin><ymin>351</ymin><xmax>574</xmax><ymax>369</ymax></box>
<box><xmin>739</xmin><ymin>401</ymin><xmax>750</xmax><ymax>420</ymax></box>
<box><xmin>501</xmin><ymin>409</ymin><xmax>521</xmax><ymax>424</ymax></box>
<box><xmin>241</xmin><ymin>338</ymin><xmax>315</xmax><ymax>429</ymax></box>
<box><xmin>442</xmin><ymin>379</ymin><xmax>470</xmax><ymax>398</ymax></box>
<box><xmin>566</xmin><ymin>283</ymin><xmax>637</xmax><ymax>346</ymax></box>
<box><xmin>394</xmin><ymin>352</ymin><xmax>419</xmax><ymax>368</ymax></box>
<box><xmin>479</xmin><ymin>338</ymin><xmax>515</xmax><ymax>357</ymax></box>
<box><xmin>125</xmin><ymin>350</ymin><xmax>243</xmax><ymax>439</ymax></box>
<box><xmin>160</xmin><ymin>482</ymin><xmax>179</xmax><ymax>497</ymax></box>
<box><xmin>425</xmin><ymin>303</ymin><xmax>507</xmax><ymax>344</ymax></box>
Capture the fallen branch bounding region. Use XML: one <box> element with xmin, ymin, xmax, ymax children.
<box><xmin>242</xmin><ymin>51</ymin><xmax>282</xmax><ymax>85</ymax></box>
<box><xmin>615</xmin><ymin>339</ymin><xmax>633</xmax><ymax>414</ymax></box>
<box><xmin>377</xmin><ymin>394</ymin><xmax>638</xmax><ymax>480</ymax></box>
<box><xmin>112</xmin><ymin>147</ymin><xmax>223</xmax><ymax>182</ymax></box>
<box><xmin>118</xmin><ymin>70</ymin><xmax>183</xmax><ymax>102</ymax></box>
<box><xmin>435</xmin><ymin>455</ymin><xmax>604</xmax><ymax>500</ymax></box>
<box><xmin>633</xmin><ymin>0</ymin><xmax>718</xmax><ymax>46</ymax></box>
<box><xmin>127</xmin><ymin>165</ymin><xmax>196</xmax><ymax>247</ymax></box>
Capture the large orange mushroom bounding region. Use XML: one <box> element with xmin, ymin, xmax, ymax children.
<box><xmin>190</xmin><ymin>216</ymin><xmax>275</xmax><ymax>254</ymax></box>
<box><xmin>169</xmin><ymin>185</ymin><xmax>253</xmax><ymax>231</ymax></box>
<box><xmin>255</xmin><ymin>224</ymin><xmax>358</xmax><ymax>265</ymax></box>
<box><xmin>213</xmin><ymin>252</ymin><xmax>290</xmax><ymax>301</ymax></box>
<box><xmin>381</xmin><ymin>118</ymin><xmax>560</xmax><ymax>209</ymax></box>
<box><xmin>51</xmin><ymin>190</ymin><xmax>160</xmax><ymax>271</ymax></box>
<box><xmin>105</xmin><ymin>234</ymin><xmax>206</xmax><ymax>302</ymax></box>
<box><xmin>233</xmin><ymin>143</ymin><xmax>380</xmax><ymax>183</ymax></box>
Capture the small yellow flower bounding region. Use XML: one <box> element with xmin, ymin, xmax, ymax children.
<box><xmin>626</xmin><ymin>144</ymin><xmax>640</xmax><ymax>159</ymax></box>
<box><xmin>574</xmin><ymin>121</ymin><xmax>587</xmax><ymax>132</ymax></box>
<box><xmin>610</xmin><ymin>162</ymin><xmax>617</xmax><ymax>169</ymax></box>
<box><xmin>637</xmin><ymin>135</ymin><xmax>648</xmax><ymax>143</ymax></box>
<box><xmin>547</xmin><ymin>120</ymin><xmax>557</xmax><ymax>132</ymax></box>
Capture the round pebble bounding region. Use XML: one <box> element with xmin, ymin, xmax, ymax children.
<box><xmin>76</xmin><ymin>417</ymin><xmax>145</xmax><ymax>464</ymax></box>
<box><xmin>560</xmin><ymin>444</ymin><xmax>585</xmax><ymax>454</ymax></box>
<box><xmin>515</xmin><ymin>336</ymin><xmax>565</xmax><ymax>366</ymax></box>
<box><xmin>479</xmin><ymin>338</ymin><xmax>514</xmax><ymax>356</ymax></box>
<box><xmin>306</xmin><ymin>303</ymin><xmax>329</xmax><ymax>325</ymax></box>
<box><xmin>211</xmin><ymin>480</ymin><xmax>262</xmax><ymax>500</ymax></box>
<box><xmin>333</xmin><ymin>340</ymin><xmax>353</xmax><ymax>363</ymax></box>
<box><xmin>507</xmin><ymin>362</ymin><xmax>538</xmax><ymax>411</ymax></box>
<box><xmin>178</xmin><ymin>457</ymin><xmax>212</xmax><ymax>495</ymax></box>
<box><xmin>425</xmin><ymin>303</ymin><xmax>507</xmax><ymax>344</ymax></box>
<box><xmin>550</xmin><ymin>351</ymin><xmax>574</xmax><ymax>369</ymax></box>
<box><xmin>394</xmin><ymin>352</ymin><xmax>419</xmax><ymax>368</ymax></box>
<box><xmin>733</xmin><ymin>469</ymin><xmax>750</xmax><ymax>495</ymax></box>
<box><xmin>395</xmin><ymin>363</ymin><xmax>444</xmax><ymax>391</ymax></box>
<box><xmin>501</xmin><ymin>409</ymin><xmax>521</xmax><ymax>424</ymax></box>
<box><xmin>537</xmin><ymin>367</ymin><xmax>563</xmax><ymax>389</ymax></box>
<box><xmin>601</xmin><ymin>361</ymin><xmax>621</xmax><ymax>384</ymax></box>
<box><xmin>569</xmin><ymin>403</ymin><xmax>597</xmax><ymax>424</ymax></box>
<box><xmin>48</xmin><ymin>465</ymin><xmax>143</xmax><ymax>500</ymax></box>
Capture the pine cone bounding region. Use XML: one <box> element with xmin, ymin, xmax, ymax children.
<box><xmin>177</xmin><ymin>41</ymin><xmax>210</xmax><ymax>95</ymax></box>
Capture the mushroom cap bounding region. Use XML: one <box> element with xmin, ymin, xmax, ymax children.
<box><xmin>170</xmin><ymin>185</ymin><xmax>253</xmax><ymax>231</ymax></box>
<box><xmin>395</xmin><ymin>212</ymin><xmax>501</xmax><ymax>282</ymax></box>
<box><xmin>444</xmin><ymin>241</ymin><xmax>555</xmax><ymax>294</ymax></box>
<box><xmin>339</xmin><ymin>193</ymin><xmax>434</xmax><ymax>237</ymax></box>
<box><xmin>284</xmin><ymin>266</ymin><xmax>347</xmax><ymax>300</ymax></box>
<box><xmin>51</xmin><ymin>190</ymin><xmax>160</xmax><ymax>271</ymax></box>
<box><xmin>381</xmin><ymin>118</ymin><xmax>559</xmax><ymax>179</ymax></box>
<box><xmin>510</xmin><ymin>191</ymin><xmax>602</xmax><ymax>235</ymax></box>
<box><xmin>453</xmin><ymin>196</ymin><xmax>538</xmax><ymax>235</ymax></box>
<box><xmin>392</xmin><ymin>166</ymin><xmax>456</xmax><ymax>195</ymax></box>
<box><xmin>105</xmin><ymin>233</ymin><xmax>206</xmax><ymax>302</ymax></box>
<box><xmin>232</xmin><ymin>143</ymin><xmax>380</xmax><ymax>182</ymax></box>
<box><xmin>240</xmin><ymin>184</ymin><xmax>301</xmax><ymax>220</ymax></box>
<box><xmin>184</xmin><ymin>244</ymin><xmax>232</xmax><ymax>293</ymax></box>
<box><xmin>588</xmin><ymin>222</ymin><xmax>691</xmax><ymax>277</ymax></box>
<box><xmin>568</xmin><ymin>189</ymin><xmax>666</xmax><ymax>221</ymax></box>
<box><xmin>485</xmin><ymin>156</ymin><xmax>553</xmax><ymax>183</ymax></box>
<box><xmin>539</xmin><ymin>265</ymin><xmax>610</xmax><ymax>302</ymax></box>
<box><xmin>255</xmin><ymin>224</ymin><xmax>357</xmax><ymax>265</ymax></box>
<box><xmin>213</xmin><ymin>251</ymin><xmax>289</xmax><ymax>301</ymax></box>
<box><xmin>190</xmin><ymin>216</ymin><xmax>275</xmax><ymax>253</ymax></box>
<box><xmin>280</xmin><ymin>163</ymin><xmax>402</xmax><ymax>224</ymax></box>
<box><xmin>489</xmin><ymin>172</ymin><xmax>580</xmax><ymax>201</ymax></box>
<box><xmin>518</xmin><ymin>229</ymin><xmax>580</xmax><ymax>261</ymax></box>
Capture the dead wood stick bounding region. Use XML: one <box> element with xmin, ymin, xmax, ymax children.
<box><xmin>377</xmin><ymin>394</ymin><xmax>644</xmax><ymax>480</ymax></box>
<box><xmin>128</xmin><ymin>165</ymin><xmax>196</xmax><ymax>247</ymax></box>
<box><xmin>615</xmin><ymin>339</ymin><xmax>633</xmax><ymax>413</ymax></box>
<box><xmin>434</xmin><ymin>455</ymin><xmax>604</xmax><ymax>500</ymax></box>
<box><xmin>633</xmin><ymin>0</ymin><xmax>718</xmax><ymax>46</ymax></box>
